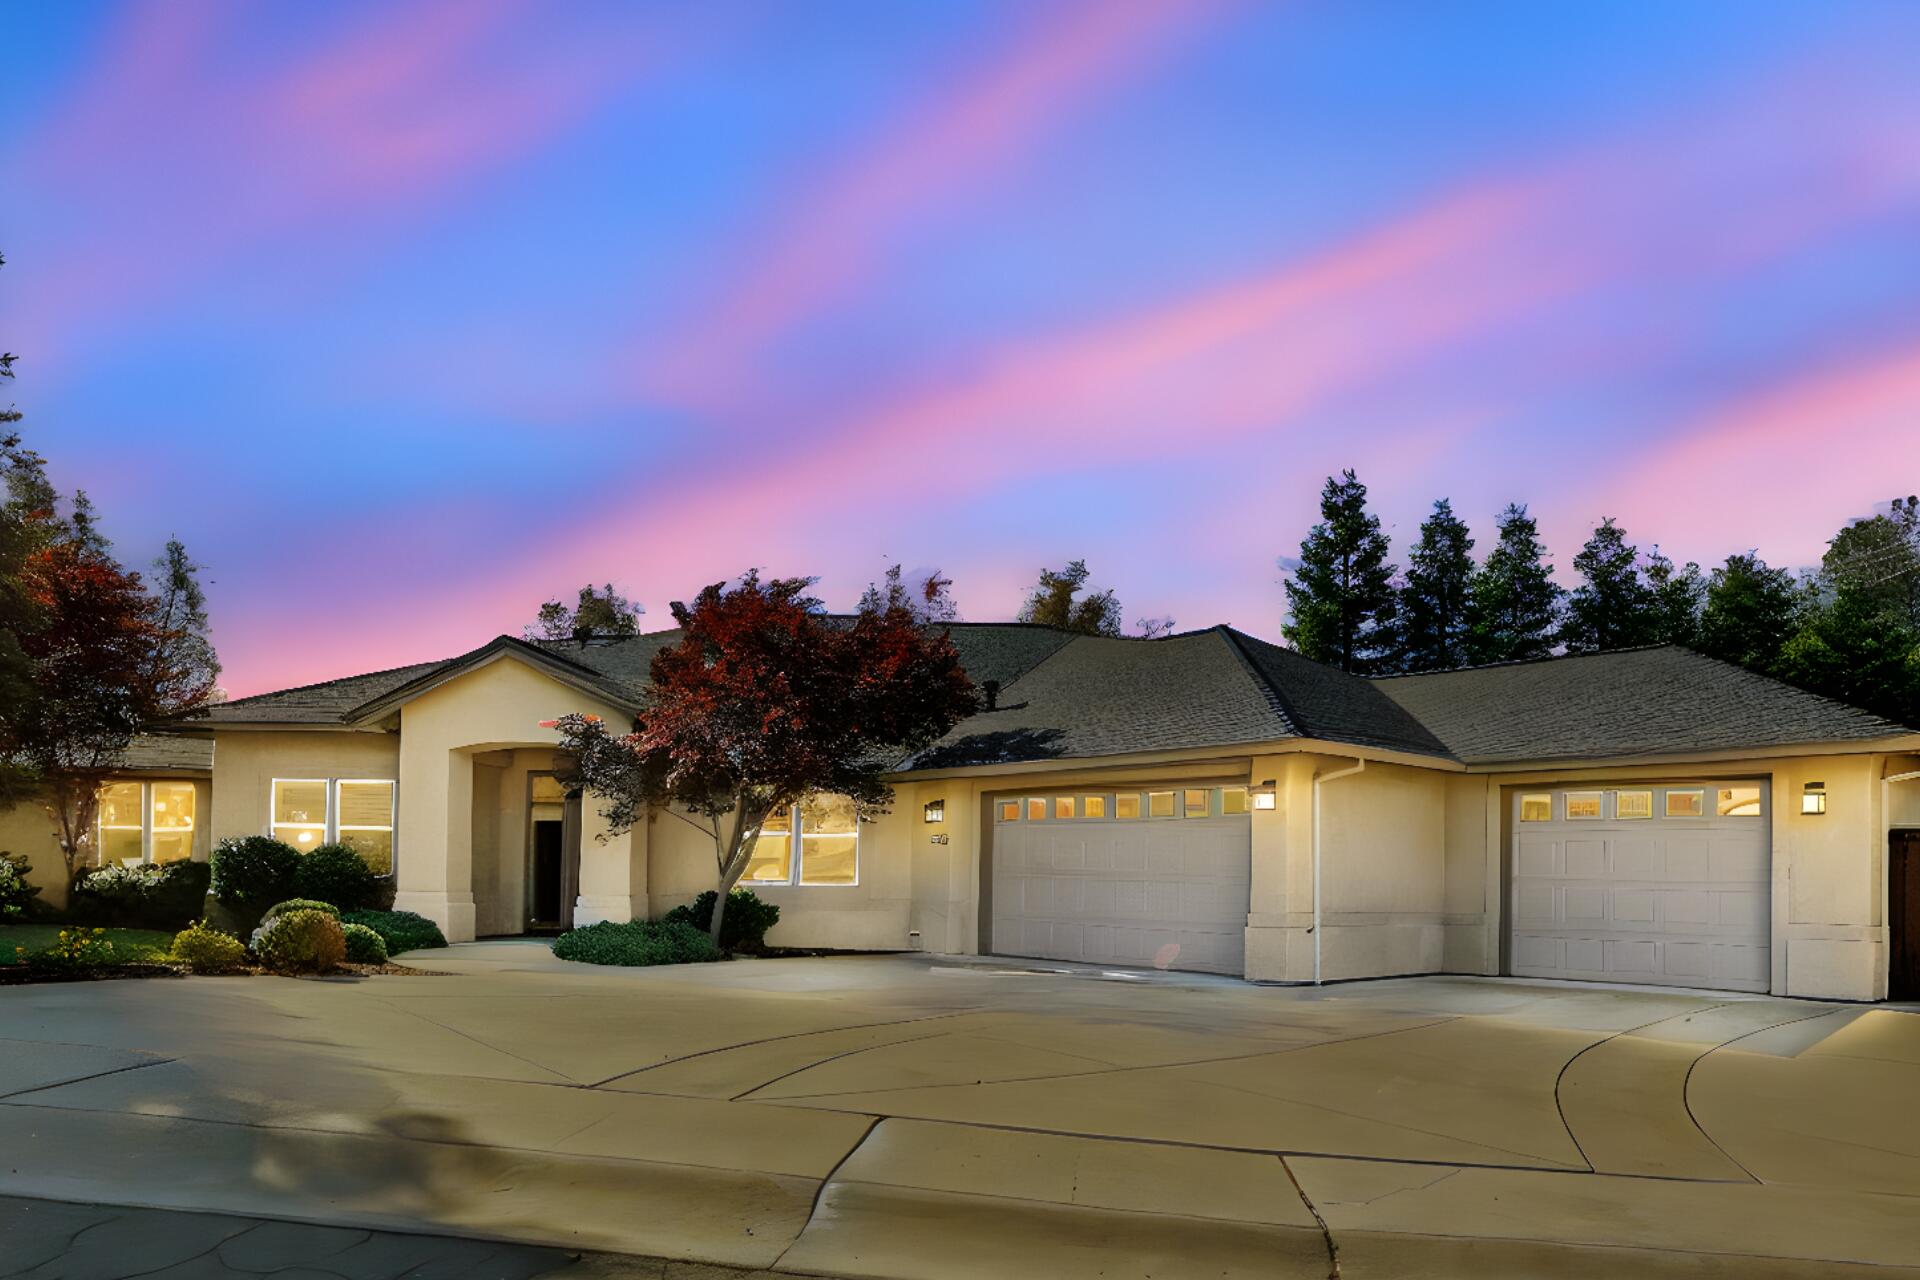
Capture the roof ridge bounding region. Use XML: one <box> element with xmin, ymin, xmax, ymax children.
<box><xmin>1371</xmin><ymin>642</ymin><xmax>1680</xmax><ymax>681</ymax></box>
<box><xmin>217</xmin><ymin>655</ymin><xmax>452</xmax><ymax>706</ymax></box>
<box><xmin>1214</xmin><ymin>626</ymin><xmax>1304</xmax><ymax>737</ymax></box>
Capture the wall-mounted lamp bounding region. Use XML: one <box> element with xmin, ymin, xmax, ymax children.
<box><xmin>923</xmin><ymin>799</ymin><xmax>946</xmax><ymax>824</ymax></box>
<box><xmin>1252</xmin><ymin>780</ymin><xmax>1278</xmax><ymax>811</ymax></box>
<box><xmin>1801</xmin><ymin>782</ymin><xmax>1827</xmax><ymax>815</ymax></box>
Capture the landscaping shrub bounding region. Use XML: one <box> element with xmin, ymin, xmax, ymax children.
<box><xmin>551</xmin><ymin>918</ymin><xmax>720</xmax><ymax>967</ymax></box>
<box><xmin>261</xmin><ymin>898</ymin><xmax>339</xmax><ymax>922</ymax></box>
<box><xmin>340</xmin><ymin>909</ymin><xmax>447</xmax><ymax>956</ymax></box>
<box><xmin>71</xmin><ymin>860</ymin><xmax>211</xmax><ymax>930</ymax></box>
<box><xmin>340</xmin><ymin>922</ymin><xmax>389</xmax><ymax>965</ymax></box>
<box><xmin>292</xmin><ymin>843</ymin><xmax>380</xmax><ymax>910</ymax></box>
<box><xmin>663</xmin><ymin>888</ymin><xmax>781</xmax><ymax>952</ymax></box>
<box><xmin>209</xmin><ymin>836</ymin><xmax>299</xmax><ymax>910</ymax></box>
<box><xmin>249</xmin><ymin>909</ymin><xmax>346</xmax><ymax>974</ymax></box>
<box><xmin>169</xmin><ymin>921</ymin><xmax>247</xmax><ymax>973</ymax></box>
<box><xmin>17</xmin><ymin>926</ymin><xmax>119</xmax><ymax>971</ymax></box>
<box><xmin>0</xmin><ymin>854</ymin><xmax>41</xmax><ymax>921</ymax></box>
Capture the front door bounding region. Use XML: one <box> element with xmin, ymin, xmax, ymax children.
<box><xmin>1892</xmin><ymin>831</ymin><xmax>1920</xmax><ymax>1000</ymax></box>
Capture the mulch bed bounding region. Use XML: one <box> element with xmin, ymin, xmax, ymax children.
<box><xmin>0</xmin><ymin>960</ymin><xmax>447</xmax><ymax>985</ymax></box>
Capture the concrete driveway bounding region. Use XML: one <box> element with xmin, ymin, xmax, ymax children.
<box><xmin>2</xmin><ymin>944</ymin><xmax>1917</xmax><ymax>1279</ymax></box>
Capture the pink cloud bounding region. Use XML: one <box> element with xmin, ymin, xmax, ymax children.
<box><xmin>645</xmin><ymin>0</ymin><xmax>1232</xmax><ymax>403</ymax></box>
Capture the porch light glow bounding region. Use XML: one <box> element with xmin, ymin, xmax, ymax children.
<box><xmin>923</xmin><ymin>799</ymin><xmax>945</xmax><ymax>824</ymax></box>
<box><xmin>1252</xmin><ymin>781</ymin><xmax>1278</xmax><ymax>811</ymax></box>
<box><xmin>1801</xmin><ymin>782</ymin><xmax>1827</xmax><ymax>815</ymax></box>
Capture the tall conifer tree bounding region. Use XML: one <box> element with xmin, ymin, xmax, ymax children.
<box><xmin>1282</xmin><ymin>470</ymin><xmax>1397</xmax><ymax>673</ymax></box>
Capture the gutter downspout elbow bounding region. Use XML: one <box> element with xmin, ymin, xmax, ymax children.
<box><xmin>1312</xmin><ymin>757</ymin><xmax>1367</xmax><ymax>985</ymax></box>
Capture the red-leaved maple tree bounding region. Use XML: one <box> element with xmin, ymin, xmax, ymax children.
<box><xmin>548</xmin><ymin>568</ymin><xmax>976</xmax><ymax>944</ymax></box>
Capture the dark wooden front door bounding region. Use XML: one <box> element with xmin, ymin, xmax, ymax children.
<box><xmin>1893</xmin><ymin>831</ymin><xmax>1920</xmax><ymax>1001</ymax></box>
<box><xmin>531</xmin><ymin>821</ymin><xmax>565</xmax><ymax>925</ymax></box>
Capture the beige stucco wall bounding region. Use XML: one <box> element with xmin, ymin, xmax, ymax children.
<box><xmin>469</xmin><ymin>747</ymin><xmax>562</xmax><ymax>937</ymax></box>
<box><xmin>208</xmin><ymin>731</ymin><xmax>399</xmax><ymax>845</ymax></box>
<box><xmin>1312</xmin><ymin>760</ymin><xmax>1448</xmax><ymax>982</ymax></box>
<box><xmin>393</xmin><ymin>656</ymin><xmax>636</xmax><ymax>941</ymax></box>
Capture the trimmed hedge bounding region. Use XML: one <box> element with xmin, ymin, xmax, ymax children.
<box><xmin>663</xmin><ymin>888</ymin><xmax>780</xmax><ymax>952</ymax></box>
<box><xmin>551</xmin><ymin>919</ymin><xmax>721</xmax><ymax>967</ymax></box>
<box><xmin>340</xmin><ymin>922</ymin><xmax>389</xmax><ymax>964</ymax></box>
<box><xmin>210</xmin><ymin>836</ymin><xmax>300</xmax><ymax>910</ymax></box>
<box><xmin>292</xmin><ymin>844</ymin><xmax>381</xmax><ymax>911</ymax></box>
<box><xmin>169</xmin><ymin>921</ymin><xmax>247</xmax><ymax>973</ymax></box>
<box><xmin>340</xmin><ymin>909</ymin><xmax>447</xmax><ymax>956</ymax></box>
<box><xmin>71</xmin><ymin>859</ymin><xmax>211</xmax><ymax>931</ymax></box>
<box><xmin>250</xmin><ymin>909</ymin><xmax>346</xmax><ymax>974</ymax></box>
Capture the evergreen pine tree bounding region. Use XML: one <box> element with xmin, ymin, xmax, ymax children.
<box><xmin>1644</xmin><ymin>549</ymin><xmax>1705</xmax><ymax>647</ymax></box>
<box><xmin>1465</xmin><ymin>503</ymin><xmax>1562</xmax><ymax>665</ymax></box>
<box><xmin>1698</xmin><ymin>552</ymin><xmax>1802</xmax><ymax>672</ymax></box>
<box><xmin>1394</xmin><ymin>498</ymin><xmax>1475</xmax><ymax>673</ymax></box>
<box><xmin>1282</xmin><ymin>470</ymin><xmax>1397</xmax><ymax>673</ymax></box>
<box><xmin>1561</xmin><ymin>518</ymin><xmax>1656</xmax><ymax>653</ymax></box>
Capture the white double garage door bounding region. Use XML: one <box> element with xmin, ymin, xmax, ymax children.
<box><xmin>990</xmin><ymin>787</ymin><xmax>1250</xmax><ymax>975</ymax></box>
<box><xmin>1511</xmin><ymin>781</ymin><xmax>1771</xmax><ymax>992</ymax></box>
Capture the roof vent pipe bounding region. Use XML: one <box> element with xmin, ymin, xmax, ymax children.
<box><xmin>982</xmin><ymin>680</ymin><xmax>1000</xmax><ymax>711</ymax></box>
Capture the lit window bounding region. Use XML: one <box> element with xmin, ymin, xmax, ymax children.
<box><xmin>1027</xmin><ymin>798</ymin><xmax>1047</xmax><ymax>821</ymax></box>
<box><xmin>1666</xmin><ymin>789</ymin><xmax>1705</xmax><ymax>818</ymax></box>
<box><xmin>1184</xmin><ymin>789</ymin><xmax>1210</xmax><ymax>817</ymax></box>
<box><xmin>95</xmin><ymin>781</ymin><xmax>200</xmax><ymax>866</ymax></box>
<box><xmin>743</xmin><ymin>794</ymin><xmax>861</xmax><ymax>886</ymax></box>
<box><xmin>799</xmin><ymin>793</ymin><xmax>859</xmax><ymax>885</ymax></box>
<box><xmin>1115</xmin><ymin>793</ymin><xmax>1142</xmax><ymax>819</ymax></box>
<box><xmin>743</xmin><ymin>806</ymin><xmax>793</xmax><ymax>883</ymax></box>
<box><xmin>1055</xmin><ymin>796</ymin><xmax>1076</xmax><ymax>820</ymax></box>
<box><xmin>1148</xmin><ymin>791</ymin><xmax>1176</xmax><ymax>818</ymax></box>
<box><xmin>1082</xmin><ymin>796</ymin><xmax>1106</xmax><ymax>819</ymax></box>
<box><xmin>998</xmin><ymin>800</ymin><xmax>1020</xmax><ymax>822</ymax></box>
<box><xmin>1222</xmin><ymin>787</ymin><xmax>1250</xmax><ymax>815</ymax></box>
<box><xmin>336</xmin><ymin>780</ymin><xmax>395</xmax><ymax>873</ymax></box>
<box><xmin>271</xmin><ymin>779</ymin><xmax>329</xmax><ymax>851</ymax></box>
<box><xmin>150</xmin><ymin>782</ymin><xmax>196</xmax><ymax>864</ymax></box>
<box><xmin>1616</xmin><ymin>790</ymin><xmax>1652</xmax><ymax>820</ymax></box>
<box><xmin>98</xmin><ymin>782</ymin><xmax>146</xmax><ymax>865</ymax></box>
<box><xmin>1519</xmin><ymin>794</ymin><xmax>1551</xmax><ymax>822</ymax></box>
<box><xmin>1565</xmin><ymin>792</ymin><xmax>1603</xmax><ymax>820</ymax></box>
<box><xmin>1717</xmin><ymin>785</ymin><xmax>1762</xmax><ymax>817</ymax></box>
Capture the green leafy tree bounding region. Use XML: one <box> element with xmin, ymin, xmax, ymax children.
<box><xmin>857</xmin><ymin>564</ymin><xmax>958</xmax><ymax>624</ymax></box>
<box><xmin>1393</xmin><ymin>498</ymin><xmax>1475</xmax><ymax>672</ymax></box>
<box><xmin>1017</xmin><ymin>560</ymin><xmax>1123</xmax><ymax>636</ymax></box>
<box><xmin>1644</xmin><ymin>550</ymin><xmax>1705</xmax><ymax>647</ymax></box>
<box><xmin>528</xmin><ymin>583</ymin><xmax>642</xmax><ymax>646</ymax></box>
<box><xmin>147</xmin><ymin>539</ymin><xmax>223</xmax><ymax>710</ymax></box>
<box><xmin>1465</xmin><ymin>503</ymin><xmax>1562</xmax><ymax>665</ymax></box>
<box><xmin>1282</xmin><ymin>470</ymin><xmax>1398</xmax><ymax>673</ymax></box>
<box><xmin>1560</xmin><ymin>518</ymin><xmax>1656</xmax><ymax>653</ymax></box>
<box><xmin>1698</xmin><ymin>552</ymin><xmax>1802</xmax><ymax>671</ymax></box>
<box><xmin>1776</xmin><ymin>580</ymin><xmax>1920</xmax><ymax>725</ymax></box>
<box><xmin>1823</xmin><ymin>498</ymin><xmax>1920</xmax><ymax>629</ymax></box>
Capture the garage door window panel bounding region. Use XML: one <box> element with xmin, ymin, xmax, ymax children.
<box><xmin>1115</xmin><ymin>793</ymin><xmax>1142</xmax><ymax>819</ymax></box>
<box><xmin>1616</xmin><ymin>790</ymin><xmax>1653</xmax><ymax>819</ymax></box>
<box><xmin>1520</xmin><ymin>793</ymin><xmax>1552</xmax><ymax>822</ymax></box>
<box><xmin>1717</xmin><ymin>786</ymin><xmax>1762</xmax><ymax>817</ymax></box>
<box><xmin>1666</xmin><ymin>789</ymin><xmax>1705</xmax><ymax>817</ymax></box>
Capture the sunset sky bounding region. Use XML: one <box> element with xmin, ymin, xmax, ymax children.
<box><xmin>5</xmin><ymin>1</ymin><xmax>1919</xmax><ymax>697</ymax></box>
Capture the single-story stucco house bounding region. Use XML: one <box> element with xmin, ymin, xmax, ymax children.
<box><xmin>6</xmin><ymin>622</ymin><xmax>1920</xmax><ymax>1003</ymax></box>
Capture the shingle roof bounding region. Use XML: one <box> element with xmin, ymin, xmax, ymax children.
<box><xmin>1374</xmin><ymin>645</ymin><xmax>1913</xmax><ymax>765</ymax></box>
<box><xmin>119</xmin><ymin>733</ymin><xmax>213</xmax><ymax>773</ymax></box>
<box><xmin>902</xmin><ymin>628</ymin><xmax>1295</xmax><ymax>770</ymax></box>
<box><xmin>1222</xmin><ymin>629</ymin><xmax>1453</xmax><ymax>758</ymax></box>
<box><xmin>192</xmin><ymin>660</ymin><xmax>448</xmax><ymax>725</ymax></box>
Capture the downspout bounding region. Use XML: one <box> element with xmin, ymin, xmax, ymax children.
<box><xmin>1313</xmin><ymin>757</ymin><xmax>1367</xmax><ymax>985</ymax></box>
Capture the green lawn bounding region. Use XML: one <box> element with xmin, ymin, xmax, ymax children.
<box><xmin>0</xmin><ymin>923</ymin><xmax>176</xmax><ymax>965</ymax></box>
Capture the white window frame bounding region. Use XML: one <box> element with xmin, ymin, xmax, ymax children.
<box><xmin>95</xmin><ymin>780</ymin><xmax>199</xmax><ymax>866</ymax></box>
<box><xmin>268</xmin><ymin>777</ymin><xmax>399</xmax><ymax>868</ymax></box>
<box><xmin>740</xmin><ymin>796</ymin><xmax>861</xmax><ymax>888</ymax></box>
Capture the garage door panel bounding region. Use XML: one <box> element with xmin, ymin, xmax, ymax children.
<box><xmin>1511</xmin><ymin>783</ymin><xmax>1769</xmax><ymax>993</ymax></box>
<box><xmin>992</xmin><ymin>805</ymin><xmax>1250</xmax><ymax>975</ymax></box>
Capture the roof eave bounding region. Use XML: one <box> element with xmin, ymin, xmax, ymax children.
<box><xmin>344</xmin><ymin>636</ymin><xmax>643</xmax><ymax>726</ymax></box>
<box><xmin>888</xmin><ymin>736</ymin><xmax>1466</xmax><ymax>781</ymax></box>
<box><xmin>1460</xmin><ymin>733</ymin><xmax>1920</xmax><ymax>773</ymax></box>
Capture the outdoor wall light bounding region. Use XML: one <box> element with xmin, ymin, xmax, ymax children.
<box><xmin>1802</xmin><ymin>782</ymin><xmax>1827</xmax><ymax>815</ymax></box>
<box><xmin>1252</xmin><ymin>781</ymin><xmax>1278</xmax><ymax>811</ymax></box>
<box><xmin>923</xmin><ymin>799</ymin><xmax>945</xmax><ymax>824</ymax></box>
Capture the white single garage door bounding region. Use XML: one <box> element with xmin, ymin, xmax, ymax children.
<box><xmin>1510</xmin><ymin>781</ymin><xmax>1771</xmax><ymax>992</ymax></box>
<box><xmin>991</xmin><ymin>785</ymin><xmax>1251</xmax><ymax>975</ymax></box>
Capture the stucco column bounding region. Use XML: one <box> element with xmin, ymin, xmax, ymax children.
<box><xmin>393</xmin><ymin>747</ymin><xmax>478</xmax><ymax>942</ymax></box>
<box><xmin>574</xmin><ymin>799</ymin><xmax>648</xmax><ymax>926</ymax></box>
<box><xmin>1244</xmin><ymin>753</ymin><xmax>1313</xmax><ymax>981</ymax></box>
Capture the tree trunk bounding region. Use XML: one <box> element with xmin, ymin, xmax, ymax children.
<box><xmin>708</xmin><ymin>796</ymin><xmax>772</xmax><ymax>947</ymax></box>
